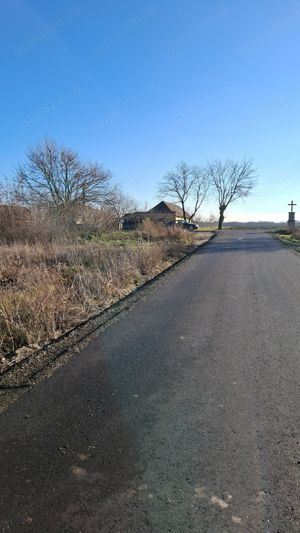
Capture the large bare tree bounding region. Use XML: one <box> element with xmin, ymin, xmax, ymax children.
<box><xmin>15</xmin><ymin>139</ymin><xmax>112</xmax><ymax>211</ymax></box>
<box><xmin>207</xmin><ymin>158</ymin><xmax>256</xmax><ymax>229</ymax></box>
<box><xmin>158</xmin><ymin>161</ymin><xmax>211</xmax><ymax>221</ymax></box>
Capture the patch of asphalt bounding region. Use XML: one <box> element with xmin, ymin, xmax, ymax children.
<box><xmin>0</xmin><ymin>233</ymin><xmax>215</xmax><ymax>412</ymax></box>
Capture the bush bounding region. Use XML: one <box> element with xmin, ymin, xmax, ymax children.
<box><xmin>137</xmin><ymin>219</ymin><xmax>184</xmax><ymax>241</ymax></box>
<box><xmin>0</xmin><ymin>205</ymin><xmax>121</xmax><ymax>245</ymax></box>
<box><xmin>275</xmin><ymin>229</ymin><xmax>292</xmax><ymax>235</ymax></box>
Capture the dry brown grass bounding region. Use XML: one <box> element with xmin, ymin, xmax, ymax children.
<box><xmin>137</xmin><ymin>219</ymin><xmax>184</xmax><ymax>241</ymax></box>
<box><xmin>0</xmin><ymin>234</ymin><xmax>187</xmax><ymax>359</ymax></box>
<box><xmin>292</xmin><ymin>229</ymin><xmax>300</xmax><ymax>240</ymax></box>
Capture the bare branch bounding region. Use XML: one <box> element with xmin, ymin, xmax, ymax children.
<box><xmin>14</xmin><ymin>139</ymin><xmax>112</xmax><ymax>212</ymax></box>
<box><xmin>207</xmin><ymin>158</ymin><xmax>256</xmax><ymax>229</ymax></box>
<box><xmin>158</xmin><ymin>161</ymin><xmax>211</xmax><ymax>221</ymax></box>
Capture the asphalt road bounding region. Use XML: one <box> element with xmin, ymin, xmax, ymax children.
<box><xmin>1</xmin><ymin>231</ymin><xmax>300</xmax><ymax>532</ymax></box>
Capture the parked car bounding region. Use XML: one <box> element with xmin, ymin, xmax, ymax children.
<box><xmin>166</xmin><ymin>220</ymin><xmax>199</xmax><ymax>231</ymax></box>
<box><xmin>179</xmin><ymin>221</ymin><xmax>199</xmax><ymax>231</ymax></box>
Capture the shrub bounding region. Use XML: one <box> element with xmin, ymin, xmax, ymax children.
<box><xmin>137</xmin><ymin>219</ymin><xmax>184</xmax><ymax>241</ymax></box>
<box><xmin>275</xmin><ymin>229</ymin><xmax>292</xmax><ymax>235</ymax></box>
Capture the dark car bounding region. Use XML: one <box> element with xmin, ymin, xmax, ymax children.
<box><xmin>166</xmin><ymin>220</ymin><xmax>198</xmax><ymax>231</ymax></box>
<box><xmin>179</xmin><ymin>221</ymin><xmax>199</xmax><ymax>231</ymax></box>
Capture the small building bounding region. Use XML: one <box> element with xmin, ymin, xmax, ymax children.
<box><xmin>123</xmin><ymin>201</ymin><xmax>189</xmax><ymax>230</ymax></box>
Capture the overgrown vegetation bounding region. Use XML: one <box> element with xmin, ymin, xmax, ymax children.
<box><xmin>275</xmin><ymin>229</ymin><xmax>300</xmax><ymax>252</ymax></box>
<box><xmin>0</xmin><ymin>218</ymin><xmax>204</xmax><ymax>361</ymax></box>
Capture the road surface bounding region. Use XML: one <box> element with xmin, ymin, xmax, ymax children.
<box><xmin>1</xmin><ymin>231</ymin><xmax>300</xmax><ymax>532</ymax></box>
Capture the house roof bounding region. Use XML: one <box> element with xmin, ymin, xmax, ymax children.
<box><xmin>124</xmin><ymin>201</ymin><xmax>191</xmax><ymax>220</ymax></box>
<box><xmin>123</xmin><ymin>211</ymin><xmax>147</xmax><ymax>218</ymax></box>
<box><xmin>147</xmin><ymin>201</ymin><xmax>189</xmax><ymax>218</ymax></box>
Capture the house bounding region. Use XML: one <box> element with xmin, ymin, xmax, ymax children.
<box><xmin>122</xmin><ymin>201</ymin><xmax>190</xmax><ymax>230</ymax></box>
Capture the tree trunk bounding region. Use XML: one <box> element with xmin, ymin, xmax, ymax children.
<box><xmin>218</xmin><ymin>208</ymin><xmax>225</xmax><ymax>230</ymax></box>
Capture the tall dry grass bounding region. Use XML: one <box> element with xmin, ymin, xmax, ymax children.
<box><xmin>137</xmin><ymin>218</ymin><xmax>184</xmax><ymax>241</ymax></box>
<box><xmin>0</xmin><ymin>235</ymin><xmax>185</xmax><ymax>359</ymax></box>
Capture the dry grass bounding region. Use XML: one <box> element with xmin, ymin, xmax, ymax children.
<box><xmin>292</xmin><ymin>229</ymin><xmax>300</xmax><ymax>240</ymax></box>
<box><xmin>136</xmin><ymin>219</ymin><xmax>184</xmax><ymax>241</ymax></box>
<box><xmin>0</xmin><ymin>227</ymin><xmax>193</xmax><ymax>359</ymax></box>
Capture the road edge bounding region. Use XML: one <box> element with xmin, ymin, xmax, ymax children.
<box><xmin>0</xmin><ymin>232</ymin><xmax>216</xmax><ymax>401</ymax></box>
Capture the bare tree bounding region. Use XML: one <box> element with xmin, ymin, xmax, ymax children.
<box><xmin>14</xmin><ymin>139</ymin><xmax>112</xmax><ymax>211</ymax></box>
<box><xmin>0</xmin><ymin>179</ymin><xmax>14</xmax><ymax>205</ymax></box>
<box><xmin>107</xmin><ymin>187</ymin><xmax>138</xmax><ymax>228</ymax></box>
<box><xmin>188</xmin><ymin>166</ymin><xmax>211</xmax><ymax>221</ymax></box>
<box><xmin>158</xmin><ymin>161</ymin><xmax>211</xmax><ymax>221</ymax></box>
<box><xmin>207</xmin><ymin>159</ymin><xmax>256</xmax><ymax>229</ymax></box>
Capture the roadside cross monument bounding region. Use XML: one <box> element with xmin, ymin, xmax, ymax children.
<box><xmin>288</xmin><ymin>200</ymin><xmax>296</xmax><ymax>232</ymax></box>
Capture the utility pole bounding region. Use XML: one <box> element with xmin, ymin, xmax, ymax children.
<box><xmin>288</xmin><ymin>200</ymin><xmax>296</xmax><ymax>232</ymax></box>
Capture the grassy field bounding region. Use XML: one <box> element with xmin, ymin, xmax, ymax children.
<box><xmin>0</xmin><ymin>222</ymin><xmax>209</xmax><ymax>363</ymax></box>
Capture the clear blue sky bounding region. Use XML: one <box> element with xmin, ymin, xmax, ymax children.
<box><xmin>2</xmin><ymin>0</ymin><xmax>300</xmax><ymax>221</ymax></box>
